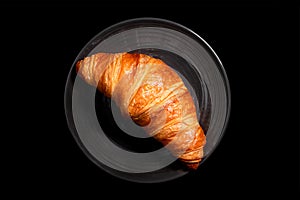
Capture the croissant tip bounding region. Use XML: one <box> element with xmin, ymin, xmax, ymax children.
<box><xmin>76</xmin><ymin>60</ymin><xmax>82</xmax><ymax>73</ymax></box>
<box><xmin>185</xmin><ymin>162</ymin><xmax>200</xmax><ymax>170</ymax></box>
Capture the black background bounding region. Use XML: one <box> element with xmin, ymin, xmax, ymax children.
<box><xmin>2</xmin><ymin>0</ymin><xmax>299</xmax><ymax>197</ymax></box>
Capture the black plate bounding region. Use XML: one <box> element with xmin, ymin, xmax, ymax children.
<box><xmin>64</xmin><ymin>18</ymin><xmax>230</xmax><ymax>183</ymax></box>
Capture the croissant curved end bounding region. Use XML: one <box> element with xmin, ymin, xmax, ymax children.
<box><xmin>186</xmin><ymin>162</ymin><xmax>200</xmax><ymax>170</ymax></box>
<box><xmin>76</xmin><ymin>60</ymin><xmax>82</xmax><ymax>73</ymax></box>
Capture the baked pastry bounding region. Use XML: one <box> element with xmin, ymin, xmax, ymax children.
<box><xmin>76</xmin><ymin>52</ymin><xmax>206</xmax><ymax>169</ymax></box>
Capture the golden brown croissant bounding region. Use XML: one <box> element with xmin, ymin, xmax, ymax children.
<box><xmin>76</xmin><ymin>52</ymin><xmax>206</xmax><ymax>170</ymax></box>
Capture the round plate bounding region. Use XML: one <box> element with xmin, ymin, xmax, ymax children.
<box><xmin>64</xmin><ymin>18</ymin><xmax>231</xmax><ymax>183</ymax></box>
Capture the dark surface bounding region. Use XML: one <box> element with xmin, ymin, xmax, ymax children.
<box><xmin>2</xmin><ymin>0</ymin><xmax>299</xmax><ymax>198</ymax></box>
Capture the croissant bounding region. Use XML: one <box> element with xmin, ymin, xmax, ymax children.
<box><xmin>76</xmin><ymin>52</ymin><xmax>206</xmax><ymax>170</ymax></box>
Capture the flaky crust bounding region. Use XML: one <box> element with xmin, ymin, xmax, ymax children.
<box><xmin>76</xmin><ymin>52</ymin><xmax>206</xmax><ymax>169</ymax></box>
